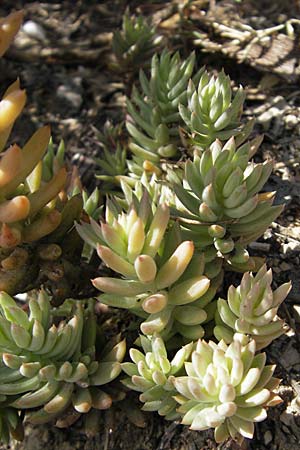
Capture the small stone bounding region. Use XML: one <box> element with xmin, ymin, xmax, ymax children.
<box><xmin>22</xmin><ymin>20</ymin><xmax>46</xmax><ymax>41</ymax></box>
<box><xmin>257</xmin><ymin>96</ymin><xmax>287</xmax><ymax>131</ymax></box>
<box><xmin>57</xmin><ymin>85</ymin><xmax>83</xmax><ymax>112</ymax></box>
<box><xmin>249</xmin><ymin>242</ymin><xmax>271</xmax><ymax>251</ymax></box>
<box><xmin>281</xmin><ymin>340</ymin><xmax>300</xmax><ymax>369</ymax></box>
<box><xmin>287</xmin><ymin>226</ymin><xmax>300</xmax><ymax>239</ymax></box>
<box><xmin>280</xmin><ymin>261</ymin><xmax>292</xmax><ymax>271</ymax></box>
<box><xmin>280</xmin><ymin>411</ymin><xmax>295</xmax><ymax>427</ymax></box>
<box><xmin>282</xmin><ymin>241</ymin><xmax>300</xmax><ymax>254</ymax></box>
<box><xmin>282</xmin><ymin>425</ymin><xmax>290</xmax><ymax>434</ymax></box>
<box><xmin>264</xmin><ymin>430</ymin><xmax>273</xmax><ymax>445</ymax></box>
<box><xmin>284</xmin><ymin>114</ymin><xmax>298</xmax><ymax>129</ymax></box>
<box><xmin>263</xmin><ymin>229</ymin><xmax>272</xmax><ymax>239</ymax></box>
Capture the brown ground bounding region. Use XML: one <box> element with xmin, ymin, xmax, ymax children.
<box><xmin>1</xmin><ymin>1</ymin><xmax>300</xmax><ymax>449</ymax></box>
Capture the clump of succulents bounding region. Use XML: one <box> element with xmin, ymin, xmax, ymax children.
<box><xmin>0</xmin><ymin>291</ymin><xmax>125</xmax><ymax>428</ymax></box>
<box><xmin>112</xmin><ymin>11</ymin><xmax>163</xmax><ymax>72</ymax></box>
<box><xmin>0</xmin><ymin>14</ymin><xmax>87</xmax><ymax>299</ymax></box>
<box><xmin>0</xmin><ymin>7</ymin><xmax>292</xmax><ymax>448</ymax></box>
<box><xmin>214</xmin><ymin>265</ymin><xmax>291</xmax><ymax>349</ymax></box>
<box><xmin>122</xmin><ymin>333</ymin><xmax>192</xmax><ymax>419</ymax></box>
<box><xmin>77</xmin><ymin>194</ymin><xmax>218</xmax><ymax>340</ymax></box>
<box><xmin>169</xmin><ymin>137</ymin><xmax>283</xmax><ymax>270</ymax></box>
<box><xmin>0</xmin><ymin>21</ymin><xmax>80</xmax><ymax>295</ymax></box>
<box><xmin>0</xmin><ymin>48</ymin><xmax>86</xmax><ymax>299</ymax></box>
<box><xmin>173</xmin><ymin>334</ymin><xmax>282</xmax><ymax>443</ymax></box>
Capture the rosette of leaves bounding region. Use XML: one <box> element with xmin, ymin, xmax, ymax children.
<box><xmin>126</xmin><ymin>50</ymin><xmax>203</xmax><ymax>175</ymax></box>
<box><xmin>114</xmin><ymin>172</ymin><xmax>173</xmax><ymax>214</ymax></box>
<box><xmin>173</xmin><ymin>334</ymin><xmax>282</xmax><ymax>443</ymax></box>
<box><xmin>169</xmin><ymin>137</ymin><xmax>283</xmax><ymax>270</ymax></box>
<box><xmin>179</xmin><ymin>70</ymin><xmax>248</xmax><ymax>148</ymax></box>
<box><xmin>112</xmin><ymin>11</ymin><xmax>163</xmax><ymax>72</ymax></box>
<box><xmin>0</xmin><ymin>291</ymin><xmax>125</xmax><ymax>428</ymax></box>
<box><xmin>122</xmin><ymin>334</ymin><xmax>192</xmax><ymax>419</ymax></box>
<box><xmin>76</xmin><ymin>194</ymin><xmax>213</xmax><ymax>340</ymax></box>
<box><xmin>214</xmin><ymin>265</ymin><xmax>291</xmax><ymax>349</ymax></box>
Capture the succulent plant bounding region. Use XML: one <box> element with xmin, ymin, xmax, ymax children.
<box><xmin>126</xmin><ymin>50</ymin><xmax>203</xmax><ymax>174</ymax></box>
<box><xmin>169</xmin><ymin>137</ymin><xmax>282</xmax><ymax>270</ymax></box>
<box><xmin>77</xmin><ymin>195</ymin><xmax>214</xmax><ymax>340</ymax></box>
<box><xmin>122</xmin><ymin>334</ymin><xmax>192</xmax><ymax>419</ymax></box>
<box><xmin>173</xmin><ymin>334</ymin><xmax>282</xmax><ymax>443</ymax></box>
<box><xmin>112</xmin><ymin>11</ymin><xmax>163</xmax><ymax>72</ymax></box>
<box><xmin>179</xmin><ymin>70</ymin><xmax>247</xmax><ymax>148</ymax></box>
<box><xmin>0</xmin><ymin>72</ymin><xmax>72</xmax><ymax>251</ymax></box>
<box><xmin>214</xmin><ymin>265</ymin><xmax>291</xmax><ymax>349</ymax></box>
<box><xmin>0</xmin><ymin>291</ymin><xmax>125</xmax><ymax>425</ymax></box>
<box><xmin>0</xmin><ymin>10</ymin><xmax>87</xmax><ymax>297</ymax></box>
<box><xmin>0</xmin><ymin>146</ymin><xmax>84</xmax><ymax>297</ymax></box>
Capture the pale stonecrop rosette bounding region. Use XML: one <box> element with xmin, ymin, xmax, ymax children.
<box><xmin>77</xmin><ymin>195</ymin><xmax>213</xmax><ymax>341</ymax></box>
<box><xmin>214</xmin><ymin>265</ymin><xmax>291</xmax><ymax>349</ymax></box>
<box><xmin>173</xmin><ymin>334</ymin><xmax>282</xmax><ymax>443</ymax></box>
<box><xmin>122</xmin><ymin>333</ymin><xmax>192</xmax><ymax>419</ymax></box>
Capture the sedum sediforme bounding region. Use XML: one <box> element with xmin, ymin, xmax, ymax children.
<box><xmin>179</xmin><ymin>70</ymin><xmax>248</xmax><ymax>148</ymax></box>
<box><xmin>0</xmin><ymin>291</ymin><xmax>125</xmax><ymax>425</ymax></box>
<box><xmin>0</xmin><ymin>79</ymin><xmax>73</xmax><ymax>252</ymax></box>
<box><xmin>0</xmin><ymin>131</ymin><xmax>83</xmax><ymax>297</ymax></box>
<box><xmin>112</xmin><ymin>11</ymin><xmax>163</xmax><ymax>72</ymax></box>
<box><xmin>122</xmin><ymin>334</ymin><xmax>192</xmax><ymax>419</ymax></box>
<box><xmin>173</xmin><ymin>334</ymin><xmax>282</xmax><ymax>443</ymax></box>
<box><xmin>214</xmin><ymin>265</ymin><xmax>291</xmax><ymax>349</ymax></box>
<box><xmin>76</xmin><ymin>195</ymin><xmax>213</xmax><ymax>340</ymax></box>
<box><xmin>169</xmin><ymin>137</ymin><xmax>282</xmax><ymax>270</ymax></box>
